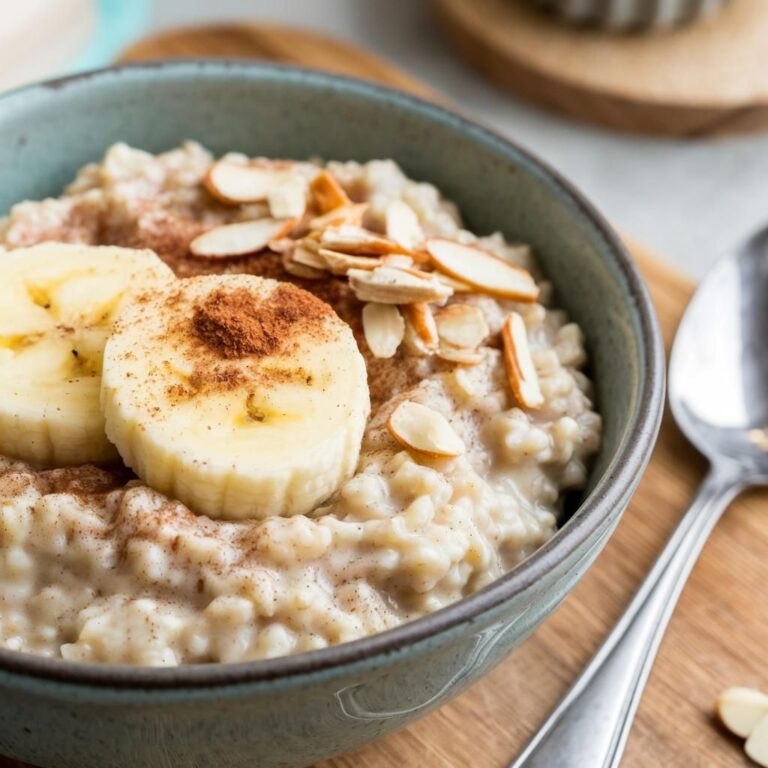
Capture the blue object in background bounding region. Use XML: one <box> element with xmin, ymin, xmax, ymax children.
<box><xmin>70</xmin><ymin>0</ymin><xmax>152</xmax><ymax>72</ymax></box>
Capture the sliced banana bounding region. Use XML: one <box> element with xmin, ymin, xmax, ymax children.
<box><xmin>0</xmin><ymin>243</ymin><xmax>174</xmax><ymax>466</ymax></box>
<box><xmin>101</xmin><ymin>274</ymin><xmax>370</xmax><ymax>520</ymax></box>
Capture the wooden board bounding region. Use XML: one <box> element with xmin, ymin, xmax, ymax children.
<box><xmin>4</xmin><ymin>23</ymin><xmax>766</xmax><ymax>768</ymax></box>
<box><xmin>434</xmin><ymin>0</ymin><xmax>768</xmax><ymax>137</ymax></box>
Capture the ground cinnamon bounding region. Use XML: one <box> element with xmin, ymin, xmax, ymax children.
<box><xmin>192</xmin><ymin>283</ymin><xmax>331</xmax><ymax>360</ymax></box>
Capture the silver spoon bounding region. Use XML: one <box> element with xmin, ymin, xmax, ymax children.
<box><xmin>510</xmin><ymin>228</ymin><xmax>768</xmax><ymax>768</ymax></box>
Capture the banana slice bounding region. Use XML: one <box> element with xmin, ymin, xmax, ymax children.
<box><xmin>101</xmin><ymin>274</ymin><xmax>370</xmax><ymax>520</ymax></box>
<box><xmin>0</xmin><ymin>243</ymin><xmax>174</xmax><ymax>466</ymax></box>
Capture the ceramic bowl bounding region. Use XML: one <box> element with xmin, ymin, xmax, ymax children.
<box><xmin>0</xmin><ymin>61</ymin><xmax>664</xmax><ymax>768</ymax></box>
<box><xmin>530</xmin><ymin>0</ymin><xmax>729</xmax><ymax>30</ymax></box>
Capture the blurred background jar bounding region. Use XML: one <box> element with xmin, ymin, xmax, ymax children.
<box><xmin>530</xmin><ymin>0</ymin><xmax>729</xmax><ymax>30</ymax></box>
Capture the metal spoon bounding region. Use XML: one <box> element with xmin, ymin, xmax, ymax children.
<box><xmin>510</xmin><ymin>228</ymin><xmax>768</xmax><ymax>768</ymax></box>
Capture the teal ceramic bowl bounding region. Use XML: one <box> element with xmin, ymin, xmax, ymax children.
<box><xmin>0</xmin><ymin>62</ymin><xmax>664</xmax><ymax>768</ymax></box>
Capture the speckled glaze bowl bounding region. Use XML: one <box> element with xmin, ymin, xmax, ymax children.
<box><xmin>0</xmin><ymin>62</ymin><xmax>664</xmax><ymax>768</ymax></box>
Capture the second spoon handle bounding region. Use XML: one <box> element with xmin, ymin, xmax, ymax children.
<box><xmin>509</xmin><ymin>463</ymin><xmax>746</xmax><ymax>768</ymax></box>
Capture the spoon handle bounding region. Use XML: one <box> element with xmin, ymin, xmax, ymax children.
<box><xmin>509</xmin><ymin>463</ymin><xmax>746</xmax><ymax>768</ymax></box>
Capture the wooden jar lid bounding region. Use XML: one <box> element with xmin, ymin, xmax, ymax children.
<box><xmin>434</xmin><ymin>0</ymin><xmax>768</xmax><ymax>136</ymax></box>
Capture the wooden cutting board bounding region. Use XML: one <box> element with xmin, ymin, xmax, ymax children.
<box><xmin>4</xmin><ymin>23</ymin><xmax>765</xmax><ymax>768</ymax></box>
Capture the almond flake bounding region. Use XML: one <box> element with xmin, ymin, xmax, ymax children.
<box><xmin>385</xmin><ymin>200</ymin><xmax>424</xmax><ymax>251</ymax></box>
<box><xmin>747</xmin><ymin>715</ymin><xmax>768</xmax><ymax>767</ymax></box>
<box><xmin>435</xmin><ymin>304</ymin><xmax>489</xmax><ymax>350</ymax></box>
<box><xmin>717</xmin><ymin>688</ymin><xmax>768</xmax><ymax>738</ymax></box>
<box><xmin>381</xmin><ymin>254</ymin><xmax>415</xmax><ymax>269</ymax></box>
<box><xmin>362</xmin><ymin>303</ymin><xmax>405</xmax><ymax>359</ymax></box>
<box><xmin>502</xmin><ymin>312</ymin><xmax>544</xmax><ymax>409</ymax></box>
<box><xmin>309</xmin><ymin>170</ymin><xmax>351</xmax><ymax>213</ymax></box>
<box><xmin>434</xmin><ymin>272</ymin><xmax>474</xmax><ymax>293</ymax></box>
<box><xmin>436</xmin><ymin>345</ymin><xmax>485</xmax><ymax>365</ymax></box>
<box><xmin>347</xmin><ymin>266</ymin><xmax>453</xmax><ymax>305</ymax></box>
<box><xmin>190</xmin><ymin>218</ymin><xmax>295</xmax><ymax>259</ymax></box>
<box><xmin>308</xmin><ymin>203</ymin><xmax>368</xmax><ymax>230</ymax></box>
<box><xmin>205</xmin><ymin>161</ymin><xmax>296</xmax><ymax>205</ymax></box>
<box><xmin>266</xmin><ymin>174</ymin><xmax>308</xmax><ymax>219</ymax></box>
<box><xmin>281</xmin><ymin>250</ymin><xmax>325</xmax><ymax>280</ymax></box>
<box><xmin>292</xmin><ymin>244</ymin><xmax>329</xmax><ymax>271</ymax></box>
<box><xmin>319</xmin><ymin>248</ymin><xmax>382</xmax><ymax>275</ymax></box>
<box><xmin>321</xmin><ymin>225</ymin><xmax>409</xmax><ymax>256</ymax></box>
<box><xmin>387</xmin><ymin>401</ymin><xmax>465</xmax><ymax>458</ymax></box>
<box><xmin>403</xmin><ymin>303</ymin><xmax>439</xmax><ymax>350</ymax></box>
<box><xmin>426</xmin><ymin>239</ymin><xmax>539</xmax><ymax>302</ymax></box>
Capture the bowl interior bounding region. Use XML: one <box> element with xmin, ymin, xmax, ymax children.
<box><xmin>0</xmin><ymin>63</ymin><xmax>647</xmax><ymax>514</ymax></box>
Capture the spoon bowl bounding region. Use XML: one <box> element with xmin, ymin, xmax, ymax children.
<box><xmin>670</xmin><ymin>226</ymin><xmax>768</xmax><ymax>473</ymax></box>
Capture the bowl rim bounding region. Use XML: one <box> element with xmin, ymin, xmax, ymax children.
<box><xmin>0</xmin><ymin>60</ymin><xmax>665</xmax><ymax>689</ymax></box>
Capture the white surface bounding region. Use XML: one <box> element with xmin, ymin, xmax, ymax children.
<box><xmin>147</xmin><ymin>0</ymin><xmax>768</xmax><ymax>279</ymax></box>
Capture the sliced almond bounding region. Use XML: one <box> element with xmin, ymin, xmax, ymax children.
<box><xmin>308</xmin><ymin>203</ymin><xmax>368</xmax><ymax>230</ymax></box>
<box><xmin>362</xmin><ymin>303</ymin><xmax>405</xmax><ymax>359</ymax></box>
<box><xmin>502</xmin><ymin>312</ymin><xmax>544</xmax><ymax>409</ymax></box>
<box><xmin>190</xmin><ymin>218</ymin><xmax>296</xmax><ymax>259</ymax></box>
<box><xmin>426</xmin><ymin>239</ymin><xmax>539</xmax><ymax>302</ymax></box>
<box><xmin>747</xmin><ymin>714</ymin><xmax>768</xmax><ymax>768</ymax></box>
<box><xmin>281</xmin><ymin>249</ymin><xmax>325</xmax><ymax>280</ymax></box>
<box><xmin>436</xmin><ymin>346</ymin><xmax>485</xmax><ymax>366</ymax></box>
<box><xmin>309</xmin><ymin>170</ymin><xmax>351</xmax><ymax>213</ymax></box>
<box><xmin>434</xmin><ymin>272</ymin><xmax>474</xmax><ymax>294</ymax></box>
<box><xmin>386</xmin><ymin>199</ymin><xmax>424</xmax><ymax>251</ymax></box>
<box><xmin>435</xmin><ymin>304</ymin><xmax>489</xmax><ymax>350</ymax></box>
<box><xmin>321</xmin><ymin>225</ymin><xmax>409</xmax><ymax>256</ymax></box>
<box><xmin>204</xmin><ymin>161</ymin><xmax>292</xmax><ymax>205</ymax></box>
<box><xmin>266</xmin><ymin>174</ymin><xmax>308</xmax><ymax>219</ymax></box>
<box><xmin>347</xmin><ymin>266</ymin><xmax>453</xmax><ymax>305</ymax></box>
<box><xmin>403</xmin><ymin>303</ymin><xmax>439</xmax><ymax>351</ymax></box>
<box><xmin>292</xmin><ymin>244</ymin><xmax>329</xmax><ymax>272</ymax></box>
<box><xmin>387</xmin><ymin>401</ymin><xmax>465</xmax><ymax>458</ymax></box>
<box><xmin>319</xmin><ymin>248</ymin><xmax>382</xmax><ymax>275</ymax></box>
<box><xmin>381</xmin><ymin>254</ymin><xmax>415</xmax><ymax>269</ymax></box>
<box><xmin>717</xmin><ymin>688</ymin><xmax>768</xmax><ymax>738</ymax></box>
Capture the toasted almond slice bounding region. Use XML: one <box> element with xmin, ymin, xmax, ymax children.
<box><xmin>267</xmin><ymin>237</ymin><xmax>296</xmax><ymax>254</ymax></box>
<box><xmin>426</xmin><ymin>239</ymin><xmax>539</xmax><ymax>302</ymax></box>
<box><xmin>266</xmin><ymin>174</ymin><xmax>308</xmax><ymax>219</ymax></box>
<box><xmin>386</xmin><ymin>200</ymin><xmax>424</xmax><ymax>251</ymax></box>
<box><xmin>204</xmin><ymin>161</ymin><xmax>292</xmax><ymax>205</ymax></box>
<box><xmin>348</xmin><ymin>266</ymin><xmax>453</xmax><ymax>305</ymax></box>
<box><xmin>434</xmin><ymin>272</ymin><xmax>474</xmax><ymax>293</ymax></box>
<box><xmin>381</xmin><ymin>253</ymin><xmax>414</xmax><ymax>269</ymax></box>
<box><xmin>747</xmin><ymin>714</ymin><xmax>768</xmax><ymax>767</ymax></box>
<box><xmin>435</xmin><ymin>304</ymin><xmax>489</xmax><ymax>350</ymax></box>
<box><xmin>436</xmin><ymin>346</ymin><xmax>485</xmax><ymax>365</ymax></box>
<box><xmin>403</xmin><ymin>303</ymin><xmax>439</xmax><ymax>350</ymax></box>
<box><xmin>387</xmin><ymin>401</ymin><xmax>465</xmax><ymax>458</ymax></box>
<box><xmin>310</xmin><ymin>170</ymin><xmax>351</xmax><ymax>213</ymax></box>
<box><xmin>308</xmin><ymin>203</ymin><xmax>368</xmax><ymax>230</ymax></box>
<box><xmin>281</xmin><ymin>249</ymin><xmax>325</xmax><ymax>280</ymax></box>
<box><xmin>190</xmin><ymin>218</ymin><xmax>296</xmax><ymax>259</ymax></box>
<box><xmin>321</xmin><ymin>225</ymin><xmax>410</xmax><ymax>256</ymax></box>
<box><xmin>717</xmin><ymin>688</ymin><xmax>768</xmax><ymax>738</ymax></box>
<box><xmin>502</xmin><ymin>312</ymin><xmax>544</xmax><ymax>409</ymax></box>
<box><xmin>292</xmin><ymin>244</ymin><xmax>329</xmax><ymax>271</ymax></box>
<box><xmin>362</xmin><ymin>303</ymin><xmax>405</xmax><ymax>359</ymax></box>
<box><xmin>319</xmin><ymin>248</ymin><xmax>382</xmax><ymax>275</ymax></box>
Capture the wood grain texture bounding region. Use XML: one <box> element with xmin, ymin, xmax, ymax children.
<box><xmin>4</xmin><ymin>24</ymin><xmax>766</xmax><ymax>768</ymax></box>
<box><xmin>434</xmin><ymin>0</ymin><xmax>768</xmax><ymax>137</ymax></box>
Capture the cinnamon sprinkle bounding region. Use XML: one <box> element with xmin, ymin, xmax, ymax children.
<box><xmin>191</xmin><ymin>283</ymin><xmax>331</xmax><ymax>360</ymax></box>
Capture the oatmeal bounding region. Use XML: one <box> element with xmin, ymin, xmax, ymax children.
<box><xmin>0</xmin><ymin>142</ymin><xmax>601</xmax><ymax>665</ymax></box>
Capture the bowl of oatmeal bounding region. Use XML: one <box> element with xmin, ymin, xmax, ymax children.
<box><xmin>0</xmin><ymin>62</ymin><xmax>663</xmax><ymax>768</ymax></box>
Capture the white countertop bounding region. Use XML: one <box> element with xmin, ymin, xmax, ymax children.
<box><xmin>147</xmin><ymin>0</ymin><xmax>768</xmax><ymax>279</ymax></box>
